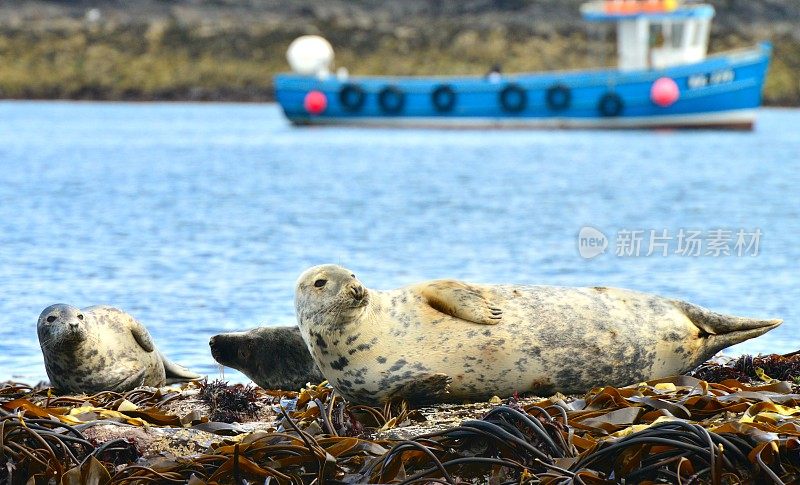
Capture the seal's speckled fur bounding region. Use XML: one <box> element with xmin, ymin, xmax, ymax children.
<box><xmin>37</xmin><ymin>304</ymin><xmax>200</xmax><ymax>394</ymax></box>
<box><xmin>209</xmin><ymin>326</ymin><xmax>325</xmax><ymax>390</ymax></box>
<box><xmin>295</xmin><ymin>264</ymin><xmax>782</xmax><ymax>405</ymax></box>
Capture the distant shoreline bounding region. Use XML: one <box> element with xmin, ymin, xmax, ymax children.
<box><xmin>1</xmin><ymin>1</ymin><xmax>798</xmax><ymax>108</ymax></box>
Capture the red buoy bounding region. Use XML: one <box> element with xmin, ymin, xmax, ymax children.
<box><xmin>650</xmin><ymin>77</ymin><xmax>680</xmax><ymax>107</ymax></box>
<box><xmin>304</xmin><ymin>90</ymin><xmax>327</xmax><ymax>114</ymax></box>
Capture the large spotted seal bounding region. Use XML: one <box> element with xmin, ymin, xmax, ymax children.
<box><xmin>38</xmin><ymin>304</ymin><xmax>201</xmax><ymax>394</ymax></box>
<box><xmin>295</xmin><ymin>264</ymin><xmax>782</xmax><ymax>404</ymax></box>
<box><xmin>209</xmin><ymin>326</ymin><xmax>325</xmax><ymax>390</ymax></box>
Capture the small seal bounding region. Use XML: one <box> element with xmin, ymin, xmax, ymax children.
<box><xmin>38</xmin><ymin>304</ymin><xmax>201</xmax><ymax>394</ymax></box>
<box><xmin>295</xmin><ymin>264</ymin><xmax>782</xmax><ymax>404</ymax></box>
<box><xmin>209</xmin><ymin>326</ymin><xmax>324</xmax><ymax>390</ymax></box>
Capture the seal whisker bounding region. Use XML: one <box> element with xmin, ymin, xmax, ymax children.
<box><xmin>305</xmin><ymin>298</ymin><xmax>347</xmax><ymax>319</ymax></box>
<box><xmin>326</xmin><ymin>302</ymin><xmax>348</xmax><ymax>329</ymax></box>
<box><xmin>39</xmin><ymin>335</ymin><xmax>59</xmax><ymax>350</ymax></box>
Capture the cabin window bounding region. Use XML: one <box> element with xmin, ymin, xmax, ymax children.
<box><xmin>670</xmin><ymin>23</ymin><xmax>684</xmax><ymax>49</ymax></box>
<box><xmin>649</xmin><ymin>24</ymin><xmax>664</xmax><ymax>48</ymax></box>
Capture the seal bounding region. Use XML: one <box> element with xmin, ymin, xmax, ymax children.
<box><xmin>295</xmin><ymin>264</ymin><xmax>782</xmax><ymax>404</ymax></box>
<box><xmin>38</xmin><ymin>304</ymin><xmax>201</xmax><ymax>394</ymax></box>
<box><xmin>209</xmin><ymin>326</ymin><xmax>325</xmax><ymax>391</ymax></box>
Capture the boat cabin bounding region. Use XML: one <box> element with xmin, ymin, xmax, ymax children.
<box><xmin>581</xmin><ymin>0</ymin><xmax>715</xmax><ymax>71</ymax></box>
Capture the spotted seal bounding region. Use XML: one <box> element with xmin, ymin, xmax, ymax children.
<box><xmin>295</xmin><ymin>264</ymin><xmax>782</xmax><ymax>404</ymax></box>
<box><xmin>38</xmin><ymin>304</ymin><xmax>201</xmax><ymax>394</ymax></box>
<box><xmin>209</xmin><ymin>326</ymin><xmax>325</xmax><ymax>390</ymax></box>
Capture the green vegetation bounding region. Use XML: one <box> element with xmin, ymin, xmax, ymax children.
<box><xmin>0</xmin><ymin>23</ymin><xmax>282</xmax><ymax>101</ymax></box>
<box><xmin>0</xmin><ymin>15</ymin><xmax>798</xmax><ymax>104</ymax></box>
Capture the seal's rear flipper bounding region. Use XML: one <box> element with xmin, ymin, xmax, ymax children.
<box><xmin>419</xmin><ymin>280</ymin><xmax>503</xmax><ymax>325</ymax></box>
<box><xmin>161</xmin><ymin>354</ymin><xmax>202</xmax><ymax>384</ymax></box>
<box><xmin>674</xmin><ymin>300</ymin><xmax>782</xmax><ymax>349</ymax></box>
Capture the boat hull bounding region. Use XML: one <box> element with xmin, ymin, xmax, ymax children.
<box><xmin>274</xmin><ymin>43</ymin><xmax>771</xmax><ymax>130</ymax></box>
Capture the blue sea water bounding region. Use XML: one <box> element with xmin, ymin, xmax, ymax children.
<box><xmin>0</xmin><ymin>101</ymin><xmax>797</xmax><ymax>384</ymax></box>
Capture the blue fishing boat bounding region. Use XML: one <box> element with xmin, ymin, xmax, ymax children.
<box><xmin>274</xmin><ymin>0</ymin><xmax>771</xmax><ymax>129</ymax></box>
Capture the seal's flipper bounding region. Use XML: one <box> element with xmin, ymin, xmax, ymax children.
<box><xmin>419</xmin><ymin>280</ymin><xmax>502</xmax><ymax>325</ymax></box>
<box><xmin>85</xmin><ymin>305</ymin><xmax>157</xmax><ymax>352</ymax></box>
<box><xmin>127</xmin><ymin>314</ymin><xmax>201</xmax><ymax>383</ymax></box>
<box><xmin>126</xmin><ymin>317</ymin><xmax>156</xmax><ymax>353</ymax></box>
<box><xmin>388</xmin><ymin>373</ymin><xmax>452</xmax><ymax>404</ymax></box>
<box><xmin>674</xmin><ymin>300</ymin><xmax>781</xmax><ymax>349</ymax></box>
<box><xmin>162</xmin><ymin>354</ymin><xmax>202</xmax><ymax>384</ymax></box>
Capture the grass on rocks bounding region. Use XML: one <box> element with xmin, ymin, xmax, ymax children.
<box><xmin>0</xmin><ymin>21</ymin><xmax>798</xmax><ymax>105</ymax></box>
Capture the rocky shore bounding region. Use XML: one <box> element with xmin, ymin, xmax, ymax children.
<box><xmin>4</xmin><ymin>353</ymin><xmax>800</xmax><ymax>483</ymax></box>
<box><xmin>0</xmin><ymin>0</ymin><xmax>798</xmax><ymax>105</ymax></box>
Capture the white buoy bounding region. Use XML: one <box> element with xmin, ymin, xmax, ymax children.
<box><xmin>286</xmin><ymin>35</ymin><xmax>334</xmax><ymax>77</ymax></box>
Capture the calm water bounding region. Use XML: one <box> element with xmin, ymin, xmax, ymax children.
<box><xmin>0</xmin><ymin>101</ymin><xmax>798</xmax><ymax>384</ymax></box>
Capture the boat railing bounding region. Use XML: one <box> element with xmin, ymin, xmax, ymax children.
<box><xmin>277</xmin><ymin>42</ymin><xmax>768</xmax><ymax>85</ymax></box>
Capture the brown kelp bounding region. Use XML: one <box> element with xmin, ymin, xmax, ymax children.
<box><xmin>693</xmin><ymin>353</ymin><xmax>800</xmax><ymax>384</ymax></box>
<box><xmin>3</xmin><ymin>364</ymin><xmax>800</xmax><ymax>484</ymax></box>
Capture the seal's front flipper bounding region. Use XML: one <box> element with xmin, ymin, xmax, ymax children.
<box><xmin>87</xmin><ymin>305</ymin><xmax>157</xmax><ymax>352</ymax></box>
<box><xmin>127</xmin><ymin>317</ymin><xmax>156</xmax><ymax>353</ymax></box>
<box><xmin>388</xmin><ymin>373</ymin><xmax>452</xmax><ymax>404</ymax></box>
<box><xmin>162</xmin><ymin>353</ymin><xmax>202</xmax><ymax>384</ymax></box>
<box><xmin>419</xmin><ymin>280</ymin><xmax>502</xmax><ymax>325</ymax></box>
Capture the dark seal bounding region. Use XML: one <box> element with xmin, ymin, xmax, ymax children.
<box><xmin>209</xmin><ymin>326</ymin><xmax>325</xmax><ymax>391</ymax></box>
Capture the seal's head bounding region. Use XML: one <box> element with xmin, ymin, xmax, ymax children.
<box><xmin>209</xmin><ymin>329</ymin><xmax>272</xmax><ymax>369</ymax></box>
<box><xmin>37</xmin><ymin>304</ymin><xmax>89</xmax><ymax>350</ymax></box>
<box><xmin>209</xmin><ymin>326</ymin><xmax>325</xmax><ymax>390</ymax></box>
<box><xmin>295</xmin><ymin>264</ymin><xmax>368</xmax><ymax>327</ymax></box>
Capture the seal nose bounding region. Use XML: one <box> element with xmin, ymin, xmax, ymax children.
<box><xmin>209</xmin><ymin>336</ymin><xmax>217</xmax><ymax>348</ymax></box>
<box><xmin>69</xmin><ymin>322</ymin><xmax>79</xmax><ymax>331</ymax></box>
<box><xmin>351</xmin><ymin>284</ymin><xmax>365</xmax><ymax>301</ymax></box>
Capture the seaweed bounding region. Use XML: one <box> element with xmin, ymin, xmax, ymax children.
<box><xmin>5</xmin><ymin>368</ymin><xmax>800</xmax><ymax>483</ymax></box>
<box><xmin>198</xmin><ymin>379</ymin><xmax>260</xmax><ymax>423</ymax></box>
<box><xmin>692</xmin><ymin>353</ymin><xmax>800</xmax><ymax>384</ymax></box>
<box><xmin>735</xmin><ymin>354</ymin><xmax>800</xmax><ymax>382</ymax></box>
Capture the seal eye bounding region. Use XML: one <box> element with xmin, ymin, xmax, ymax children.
<box><xmin>46</xmin><ymin>315</ymin><xmax>56</xmax><ymax>323</ymax></box>
<box><xmin>314</xmin><ymin>279</ymin><xmax>327</xmax><ymax>288</ymax></box>
<box><xmin>351</xmin><ymin>274</ymin><xmax>355</xmax><ymax>278</ymax></box>
<box><xmin>77</xmin><ymin>314</ymin><xmax>84</xmax><ymax>320</ymax></box>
